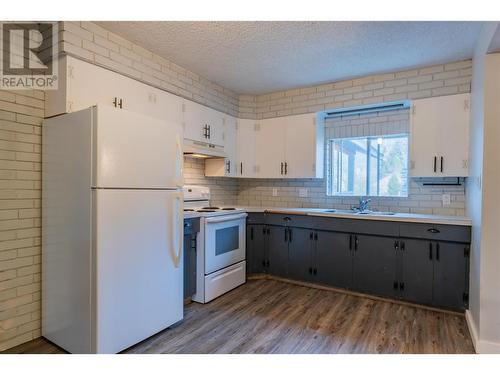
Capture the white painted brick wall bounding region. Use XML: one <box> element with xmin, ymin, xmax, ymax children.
<box><xmin>0</xmin><ymin>90</ymin><xmax>43</xmax><ymax>352</ymax></box>
<box><xmin>239</xmin><ymin>60</ymin><xmax>472</xmax><ymax>119</ymax></box>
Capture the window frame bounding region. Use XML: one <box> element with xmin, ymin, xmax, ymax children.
<box><xmin>327</xmin><ymin>133</ymin><xmax>409</xmax><ymax>198</ymax></box>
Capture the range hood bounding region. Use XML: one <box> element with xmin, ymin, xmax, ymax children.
<box><xmin>183</xmin><ymin>138</ymin><xmax>226</xmax><ymax>158</ymax></box>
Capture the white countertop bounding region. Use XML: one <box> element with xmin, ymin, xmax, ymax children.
<box><xmin>234</xmin><ymin>206</ymin><xmax>472</xmax><ymax>226</ymax></box>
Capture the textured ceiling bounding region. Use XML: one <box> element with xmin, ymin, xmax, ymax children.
<box><xmin>97</xmin><ymin>21</ymin><xmax>483</xmax><ymax>94</ymax></box>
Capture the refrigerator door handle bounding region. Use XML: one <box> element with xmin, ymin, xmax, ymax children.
<box><xmin>171</xmin><ymin>193</ymin><xmax>183</xmax><ymax>268</ymax></box>
<box><xmin>174</xmin><ymin>134</ymin><xmax>184</xmax><ymax>188</ymax></box>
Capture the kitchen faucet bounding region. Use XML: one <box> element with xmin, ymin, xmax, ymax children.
<box><xmin>355</xmin><ymin>197</ymin><xmax>371</xmax><ymax>213</ymax></box>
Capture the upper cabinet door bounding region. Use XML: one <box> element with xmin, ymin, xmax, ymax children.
<box><xmin>183</xmin><ymin>100</ymin><xmax>208</xmax><ymax>143</ymax></box>
<box><xmin>236</xmin><ymin>119</ymin><xmax>257</xmax><ymax>177</ymax></box>
<box><xmin>410</xmin><ymin>93</ymin><xmax>470</xmax><ymax>177</ymax></box>
<box><xmin>283</xmin><ymin>113</ymin><xmax>318</xmax><ymax>178</ymax></box>
<box><xmin>223</xmin><ymin>116</ymin><xmax>238</xmax><ymax>176</ymax></box>
<box><xmin>255</xmin><ymin>117</ymin><xmax>286</xmax><ymax>178</ymax></box>
<box><xmin>205</xmin><ymin>107</ymin><xmax>225</xmax><ymax>147</ymax></box>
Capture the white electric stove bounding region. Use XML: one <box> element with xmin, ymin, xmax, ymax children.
<box><xmin>183</xmin><ymin>186</ymin><xmax>247</xmax><ymax>303</ymax></box>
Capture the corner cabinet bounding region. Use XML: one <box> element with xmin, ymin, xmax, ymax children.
<box><xmin>205</xmin><ymin>115</ymin><xmax>238</xmax><ymax>176</ymax></box>
<box><xmin>410</xmin><ymin>93</ymin><xmax>470</xmax><ymax>177</ymax></box>
<box><xmin>46</xmin><ymin>55</ymin><xmax>183</xmax><ymax>125</ymax></box>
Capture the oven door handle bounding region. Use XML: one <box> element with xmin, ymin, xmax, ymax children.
<box><xmin>204</xmin><ymin>212</ymin><xmax>248</xmax><ymax>224</ymax></box>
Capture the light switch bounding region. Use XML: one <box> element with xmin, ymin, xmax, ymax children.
<box><xmin>299</xmin><ymin>188</ymin><xmax>308</xmax><ymax>198</ymax></box>
<box><xmin>272</xmin><ymin>188</ymin><xmax>278</xmax><ymax>197</ymax></box>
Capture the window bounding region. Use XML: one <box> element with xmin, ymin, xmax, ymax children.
<box><xmin>328</xmin><ymin>134</ymin><xmax>408</xmax><ymax>197</ymax></box>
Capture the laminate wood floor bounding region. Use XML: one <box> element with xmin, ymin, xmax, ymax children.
<box><xmin>2</xmin><ymin>279</ymin><xmax>474</xmax><ymax>354</ymax></box>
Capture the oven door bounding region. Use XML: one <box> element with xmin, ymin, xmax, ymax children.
<box><xmin>204</xmin><ymin>212</ymin><xmax>247</xmax><ymax>274</ymax></box>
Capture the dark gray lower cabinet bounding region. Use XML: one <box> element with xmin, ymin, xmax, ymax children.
<box><xmin>352</xmin><ymin>235</ymin><xmax>398</xmax><ymax>298</ymax></box>
<box><xmin>400</xmin><ymin>239</ymin><xmax>434</xmax><ymax>305</ymax></box>
<box><xmin>287</xmin><ymin>228</ymin><xmax>313</xmax><ymax>282</ymax></box>
<box><xmin>184</xmin><ymin>218</ymin><xmax>199</xmax><ymax>299</ymax></box>
<box><xmin>246</xmin><ymin>224</ymin><xmax>267</xmax><ymax>274</ymax></box>
<box><xmin>432</xmin><ymin>241</ymin><xmax>469</xmax><ymax>310</ymax></box>
<box><xmin>245</xmin><ymin>213</ymin><xmax>471</xmax><ymax>311</ymax></box>
<box><xmin>314</xmin><ymin>230</ymin><xmax>352</xmax><ymax>289</ymax></box>
<box><xmin>267</xmin><ymin>225</ymin><xmax>288</xmax><ymax>278</ymax></box>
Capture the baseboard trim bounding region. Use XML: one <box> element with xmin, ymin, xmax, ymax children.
<box><xmin>465</xmin><ymin>310</ymin><xmax>479</xmax><ymax>353</ymax></box>
<box><xmin>465</xmin><ymin>309</ymin><xmax>500</xmax><ymax>353</ymax></box>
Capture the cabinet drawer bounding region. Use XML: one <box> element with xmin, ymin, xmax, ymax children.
<box><xmin>246</xmin><ymin>213</ymin><xmax>266</xmax><ymax>224</ymax></box>
<box><xmin>399</xmin><ymin>223</ymin><xmax>470</xmax><ymax>243</ymax></box>
<box><xmin>265</xmin><ymin>213</ymin><xmax>312</xmax><ymax>228</ymax></box>
<box><xmin>313</xmin><ymin>216</ymin><xmax>399</xmax><ymax>237</ymax></box>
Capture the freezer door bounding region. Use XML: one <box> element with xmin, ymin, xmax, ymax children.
<box><xmin>93</xmin><ymin>106</ymin><xmax>183</xmax><ymax>189</ymax></box>
<box><xmin>94</xmin><ymin>189</ymin><xmax>183</xmax><ymax>354</ymax></box>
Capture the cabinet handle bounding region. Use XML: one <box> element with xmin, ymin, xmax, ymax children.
<box><xmin>266</xmin><ymin>228</ymin><xmax>270</xmax><ymax>235</ymax></box>
<box><xmin>203</xmin><ymin>125</ymin><xmax>208</xmax><ymax>138</ymax></box>
<box><xmin>250</xmin><ymin>227</ymin><xmax>254</xmax><ymax>240</ymax></box>
<box><xmin>400</xmin><ymin>241</ymin><xmax>405</xmax><ymax>251</ymax></box>
<box><xmin>309</xmin><ymin>232</ymin><xmax>313</xmax><ymax>240</ymax></box>
<box><xmin>283</xmin><ymin>217</ymin><xmax>291</xmax><ymax>222</ymax></box>
<box><xmin>393</xmin><ymin>281</ymin><xmax>398</xmax><ymax>290</ymax></box>
<box><xmin>433</xmin><ymin>156</ymin><xmax>437</xmax><ymax>173</ymax></box>
<box><xmin>313</xmin><ymin>268</ymin><xmax>317</xmax><ymax>275</ymax></box>
<box><xmin>262</xmin><ymin>260</ymin><xmax>266</xmax><ymax>267</ymax></box>
<box><xmin>355</xmin><ymin>236</ymin><xmax>359</xmax><ymax>251</ymax></box>
<box><xmin>289</xmin><ymin>228</ymin><xmax>293</xmax><ymax>242</ymax></box>
<box><xmin>427</xmin><ymin>228</ymin><xmax>440</xmax><ymax>234</ymax></box>
<box><xmin>429</xmin><ymin>243</ymin><xmax>433</xmax><ymax>260</ymax></box>
<box><xmin>349</xmin><ymin>235</ymin><xmax>353</xmax><ymax>251</ymax></box>
<box><xmin>399</xmin><ymin>282</ymin><xmax>405</xmax><ymax>291</ymax></box>
<box><xmin>284</xmin><ymin>228</ymin><xmax>288</xmax><ymax>242</ymax></box>
<box><xmin>314</xmin><ymin>233</ymin><xmax>318</xmax><ymax>241</ymax></box>
<box><xmin>308</xmin><ymin>267</ymin><xmax>312</xmax><ymax>275</ymax></box>
<box><xmin>226</xmin><ymin>160</ymin><xmax>231</xmax><ymax>174</ymax></box>
<box><xmin>284</xmin><ymin>162</ymin><xmax>288</xmax><ymax>175</ymax></box>
<box><xmin>394</xmin><ymin>240</ymin><xmax>399</xmax><ymax>252</ymax></box>
<box><xmin>436</xmin><ymin>243</ymin><xmax>440</xmax><ymax>261</ymax></box>
<box><xmin>266</xmin><ymin>260</ymin><xmax>270</xmax><ymax>267</ymax></box>
<box><xmin>281</xmin><ymin>162</ymin><xmax>284</xmax><ymax>175</ymax></box>
<box><xmin>118</xmin><ymin>98</ymin><xmax>123</xmax><ymax>109</ymax></box>
<box><xmin>440</xmin><ymin>156</ymin><xmax>443</xmax><ymax>173</ymax></box>
<box><xmin>240</xmin><ymin>162</ymin><xmax>243</xmax><ymax>175</ymax></box>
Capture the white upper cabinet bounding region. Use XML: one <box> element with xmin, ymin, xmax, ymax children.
<box><xmin>255</xmin><ymin>117</ymin><xmax>286</xmax><ymax>178</ymax></box>
<box><xmin>183</xmin><ymin>100</ymin><xmax>224</xmax><ymax>147</ymax></box>
<box><xmin>236</xmin><ymin>119</ymin><xmax>257</xmax><ymax>178</ymax></box>
<box><xmin>410</xmin><ymin>93</ymin><xmax>470</xmax><ymax>177</ymax></box>
<box><xmin>205</xmin><ymin>115</ymin><xmax>238</xmax><ymax>177</ymax></box>
<box><xmin>45</xmin><ymin>56</ymin><xmax>183</xmax><ymax>126</ymax></box>
<box><xmin>283</xmin><ymin>113</ymin><xmax>321</xmax><ymax>178</ymax></box>
<box><xmin>254</xmin><ymin>113</ymin><xmax>323</xmax><ymax>179</ymax></box>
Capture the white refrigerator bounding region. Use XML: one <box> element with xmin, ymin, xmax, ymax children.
<box><xmin>42</xmin><ymin>105</ymin><xmax>184</xmax><ymax>354</ymax></box>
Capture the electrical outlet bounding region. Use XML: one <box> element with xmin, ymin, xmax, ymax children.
<box><xmin>272</xmin><ymin>188</ymin><xmax>278</xmax><ymax>197</ymax></box>
<box><xmin>299</xmin><ymin>188</ymin><xmax>308</xmax><ymax>198</ymax></box>
<box><xmin>442</xmin><ymin>194</ymin><xmax>451</xmax><ymax>206</ymax></box>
